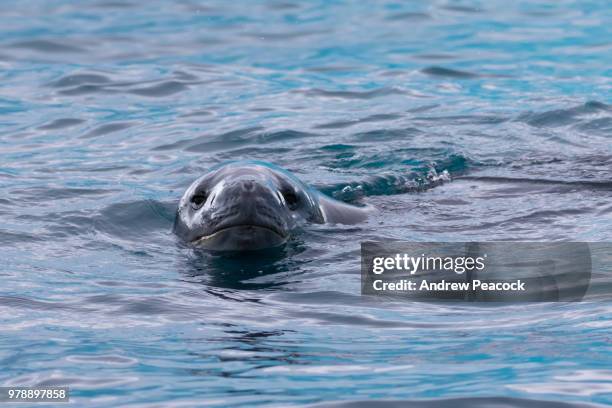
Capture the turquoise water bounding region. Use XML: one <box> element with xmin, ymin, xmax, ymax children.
<box><xmin>1</xmin><ymin>0</ymin><xmax>611</xmax><ymax>406</ymax></box>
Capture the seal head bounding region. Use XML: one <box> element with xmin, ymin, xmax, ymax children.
<box><xmin>174</xmin><ymin>161</ymin><xmax>324</xmax><ymax>251</ymax></box>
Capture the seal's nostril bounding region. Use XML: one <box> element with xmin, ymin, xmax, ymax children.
<box><xmin>242</xmin><ymin>180</ymin><xmax>255</xmax><ymax>192</ymax></box>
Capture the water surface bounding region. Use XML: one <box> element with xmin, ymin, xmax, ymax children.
<box><xmin>0</xmin><ymin>1</ymin><xmax>611</xmax><ymax>406</ymax></box>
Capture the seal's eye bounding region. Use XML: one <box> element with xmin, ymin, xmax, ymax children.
<box><xmin>190</xmin><ymin>192</ymin><xmax>207</xmax><ymax>208</ymax></box>
<box><xmin>282</xmin><ymin>190</ymin><xmax>299</xmax><ymax>210</ymax></box>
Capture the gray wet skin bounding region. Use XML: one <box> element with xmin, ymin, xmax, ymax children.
<box><xmin>174</xmin><ymin>161</ymin><xmax>369</xmax><ymax>250</ymax></box>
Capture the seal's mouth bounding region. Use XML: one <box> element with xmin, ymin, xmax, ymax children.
<box><xmin>192</xmin><ymin>224</ymin><xmax>288</xmax><ymax>250</ymax></box>
<box><xmin>213</xmin><ymin>223</ymin><xmax>287</xmax><ymax>239</ymax></box>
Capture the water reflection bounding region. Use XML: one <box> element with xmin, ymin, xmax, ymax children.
<box><xmin>180</xmin><ymin>239</ymin><xmax>308</xmax><ymax>290</ymax></box>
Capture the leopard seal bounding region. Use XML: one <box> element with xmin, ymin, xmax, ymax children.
<box><xmin>174</xmin><ymin>160</ymin><xmax>369</xmax><ymax>250</ymax></box>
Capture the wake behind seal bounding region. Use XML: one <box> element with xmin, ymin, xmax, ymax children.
<box><xmin>174</xmin><ymin>160</ymin><xmax>370</xmax><ymax>251</ymax></box>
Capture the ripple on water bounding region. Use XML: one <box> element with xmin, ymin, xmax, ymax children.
<box><xmin>38</xmin><ymin>118</ymin><xmax>86</xmax><ymax>130</ymax></box>
<box><xmin>81</xmin><ymin>122</ymin><xmax>135</xmax><ymax>138</ymax></box>
<box><xmin>95</xmin><ymin>200</ymin><xmax>175</xmax><ymax>240</ymax></box>
<box><xmin>385</xmin><ymin>12</ymin><xmax>431</xmax><ymax>21</ymax></box>
<box><xmin>50</xmin><ymin>73</ymin><xmax>112</xmax><ymax>88</ymax></box>
<box><xmin>128</xmin><ymin>80</ymin><xmax>190</xmax><ymax>97</ymax></box>
<box><xmin>295</xmin><ymin>87</ymin><xmax>409</xmax><ymax>100</ymax></box>
<box><xmin>421</xmin><ymin>66</ymin><xmax>482</xmax><ymax>79</ymax></box>
<box><xmin>314</xmin><ymin>113</ymin><xmax>402</xmax><ymax>130</ymax></box>
<box><xmin>517</xmin><ymin>101</ymin><xmax>610</xmax><ymax>128</ymax></box>
<box><xmin>308</xmin><ymin>397</ymin><xmax>607</xmax><ymax>408</ymax></box>
<box><xmin>9</xmin><ymin>39</ymin><xmax>86</xmax><ymax>54</ymax></box>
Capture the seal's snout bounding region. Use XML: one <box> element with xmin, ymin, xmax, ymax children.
<box><xmin>206</xmin><ymin>177</ymin><xmax>289</xmax><ymax>240</ymax></box>
<box><xmin>241</xmin><ymin>179</ymin><xmax>255</xmax><ymax>192</ymax></box>
<box><xmin>232</xmin><ymin>178</ymin><xmax>271</xmax><ymax>201</ymax></box>
<box><xmin>217</xmin><ymin>178</ymin><xmax>280</xmax><ymax>209</ymax></box>
<box><xmin>190</xmin><ymin>177</ymin><xmax>290</xmax><ymax>251</ymax></box>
